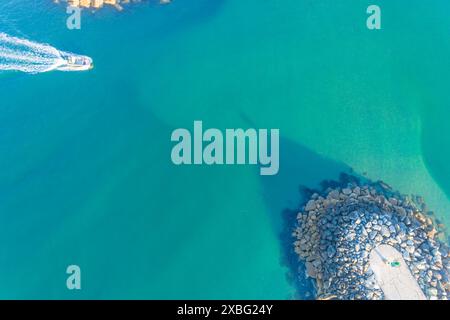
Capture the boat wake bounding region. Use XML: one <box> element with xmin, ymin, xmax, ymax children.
<box><xmin>0</xmin><ymin>33</ymin><xmax>92</xmax><ymax>74</ymax></box>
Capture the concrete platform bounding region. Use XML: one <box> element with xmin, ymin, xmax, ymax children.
<box><xmin>369</xmin><ymin>244</ymin><xmax>426</xmax><ymax>300</ymax></box>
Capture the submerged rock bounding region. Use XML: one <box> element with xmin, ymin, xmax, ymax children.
<box><xmin>381</xmin><ymin>226</ymin><xmax>391</xmax><ymax>238</ymax></box>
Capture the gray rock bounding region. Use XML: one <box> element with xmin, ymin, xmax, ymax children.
<box><xmin>406</xmin><ymin>246</ymin><xmax>415</xmax><ymax>254</ymax></box>
<box><xmin>361</xmin><ymin>228</ymin><xmax>368</xmax><ymax>237</ymax></box>
<box><xmin>305</xmin><ymin>261</ymin><xmax>317</xmax><ymax>278</ymax></box>
<box><xmin>427</xmin><ymin>288</ymin><xmax>438</xmax><ymax>297</ymax></box>
<box><xmin>369</xmin><ymin>231</ymin><xmax>378</xmax><ymax>240</ymax></box>
<box><xmin>389</xmin><ymin>225</ymin><xmax>396</xmax><ymax>234</ymax></box>
<box><xmin>328</xmin><ymin>190</ymin><xmax>340</xmax><ymax>199</ymax></box>
<box><xmin>389</xmin><ymin>198</ymin><xmax>398</xmax><ymax>206</ymax></box>
<box><xmin>327</xmin><ymin>246</ymin><xmax>336</xmax><ymax>258</ymax></box>
<box><xmin>346</xmin><ymin>232</ymin><xmax>357</xmax><ymax>241</ymax></box>
<box><xmin>381</xmin><ymin>226</ymin><xmax>390</xmax><ymax>238</ymax></box>
<box><xmin>312</xmin><ymin>259</ymin><xmax>322</xmax><ymax>268</ymax></box>
<box><xmin>305</xmin><ymin>200</ymin><xmax>316</xmax><ymax>211</ymax></box>
<box><xmin>405</xmin><ymin>217</ymin><xmax>411</xmax><ymax>226</ymax></box>
<box><xmin>403</xmin><ymin>251</ymin><xmax>411</xmax><ymax>261</ymax></box>
<box><xmin>415</xmin><ymin>261</ymin><xmax>427</xmax><ymax>271</ymax></box>
<box><xmin>342</xmin><ymin>188</ymin><xmax>352</xmax><ymax>195</ymax></box>
<box><xmin>397</xmin><ymin>207</ymin><xmax>407</xmax><ymax>219</ymax></box>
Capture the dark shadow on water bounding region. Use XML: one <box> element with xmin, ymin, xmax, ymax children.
<box><xmin>259</xmin><ymin>137</ymin><xmax>359</xmax><ymax>299</ymax></box>
<box><xmin>135</xmin><ymin>0</ymin><xmax>227</xmax><ymax>39</ymax></box>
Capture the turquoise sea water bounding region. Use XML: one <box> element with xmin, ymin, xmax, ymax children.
<box><xmin>0</xmin><ymin>0</ymin><xmax>450</xmax><ymax>299</ymax></box>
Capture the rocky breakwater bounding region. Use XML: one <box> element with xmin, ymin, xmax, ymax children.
<box><xmin>293</xmin><ymin>180</ymin><xmax>450</xmax><ymax>300</ymax></box>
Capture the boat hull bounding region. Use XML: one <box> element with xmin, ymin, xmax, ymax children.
<box><xmin>56</xmin><ymin>51</ymin><xmax>94</xmax><ymax>72</ymax></box>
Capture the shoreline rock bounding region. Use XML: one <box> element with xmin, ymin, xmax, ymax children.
<box><xmin>53</xmin><ymin>0</ymin><xmax>170</xmax><ymax>11</ymax></box>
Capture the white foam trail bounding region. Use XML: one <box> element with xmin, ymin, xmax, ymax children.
<box><xmin>0</xmin><ymin>33</ymin><xmax>61</xmax><ymax>57</ymax></box>
<box><xmin>1</xmin><ymin>50</ymin><xmax>57</xmax><ymax>64</ymax></box>
<box><xmin>0</xmin><ymin>32</ymin><xmax>65</xmax><ymax>73</ymax></box>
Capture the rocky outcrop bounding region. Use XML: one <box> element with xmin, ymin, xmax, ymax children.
<box><xmin>293</xmin><ymin>179</ymin><xmax>449</xmax><ymax>300</ymax></box>
<box><xmin>54</xmin><ymin>0</ymin><xmax>170</xmax><ymax>11</ymax></box>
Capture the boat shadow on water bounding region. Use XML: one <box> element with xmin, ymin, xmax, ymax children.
<box><xmin>259</xmin><ymin>136</ymin><xmax>361</xmax><ymax>299</ymax></box>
